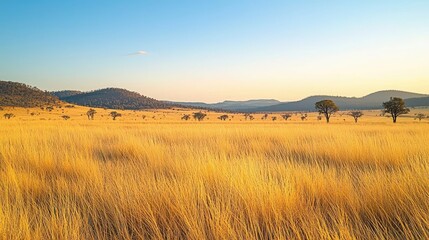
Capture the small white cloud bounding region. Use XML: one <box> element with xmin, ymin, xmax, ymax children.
<box><xmin>129</xmin><ymin>50</ymin><xmax>148</xmax><ymax>56</ymax></box>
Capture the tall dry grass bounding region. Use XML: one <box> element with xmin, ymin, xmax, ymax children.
<box><xmin>1</xmin><ymin>118</ymin><xmax>429</xmax><ymax>239</ymax></box>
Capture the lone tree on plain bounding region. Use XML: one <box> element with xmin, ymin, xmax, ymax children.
<box><xmin>348</xmin><ymin>111</ymin><xmax>363</xmax><ymax>123</ymax></box>
<box><xmin>110</xmin><ymin>111</ymin><xmax>122</xmax><ymax>120</ymax></box>
<box><xmin>415</xmin><ymin>113</ymin><xmax>426</xmax><ymax>121</ymax></box>
<box><xmin>243</xmin><ymin>114</ymin><xmax>254</xmax><ymax>121</ymax></box>
<box><xmin>61</xmin><ymin>115</ymin><xmax>70</xmax><ymax>120</ymax></box>
<box><xmin>181</xmin><ymin>114</ymin><xmax>191</xmax><ymax>121</ymax></box>
<box><xmin>218</xmin><ymin>115</ymin><xmax>229</xmax><ymax>121</ymax></box>
<box><xmin>87</xmin><ymin>108</ymin><xmax>97</xmax><ymax>120</ymax></box>
<box><xmin>193</xmin><ymin>112</ymin><xmax>207</xmax><ymax>121</ymax></box>
<box><xmin>315</xmin><ymin>100</ymin><xmax>339</xmax><ymax>123</ymax></box>
<box><xmin>243</xmin><ymin>113</ymin><xmax>252</xmax><ymax>120</ymax></box>
<box><xmin>3</xmin><ymin>113</ymin><xmax>15</xmax><ymax>119</ymax></box>
<box><xmin>382</xmin><ymin>97</ymin><xmax>410</xmax><ymax>123</ymax></box>
<box><xmin>281</xmin><ymin>114</ymin><xmax>292</xmax><ymax>121</ymax></box>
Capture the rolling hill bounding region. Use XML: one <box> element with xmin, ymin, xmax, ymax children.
<box><xmin>3</xmin><ymin>79</ymin><xmax>428</xmax><ymax>112</ymax></box>
<box><xmin>173</xmin><ymin>90</ymin><xmax>429</xmax><ymax>112</ymax></box>
<box><xmin>171</xmin><ymin>99</ymin><xmax>281</xmax><ymax>111</ymax></box>
<box><xmin>405</xmin><ymin>97</ymin><xmax>429</xmax><ymax>108</ymax></box>
<box><xmin>51</xmin><ymin>90</ymin><xmax>83</xmax><ymax>99</ymax></box>
<box><xmin>0</xmin><ymin>80</ymin><xmax>59</xmax><ymax>107</ymax></box>
<box><xmin>248</xmin><ymin>90</ymin><xmax>429</xmax><ymax>112</ymax></box>
<box><xmin>60</xmin><ymin>88</ymin><xmax>171</xmax><ymax>110</ymax></box>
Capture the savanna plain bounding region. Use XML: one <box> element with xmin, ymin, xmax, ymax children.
<box><xmin>1</xmin><ymin>106</ymin><xmax>429</xmax><ymax>239</ymax></box>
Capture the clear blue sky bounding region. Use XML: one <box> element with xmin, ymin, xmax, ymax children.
<box><xmin>1</xmin><ymin>0</ymin><xmax>428</xmax><ymax>102</ymax></box>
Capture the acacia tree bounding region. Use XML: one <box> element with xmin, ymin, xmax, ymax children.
<box><xmin>315</xmin><ymin>100</ymin><xmax>339</xmax><ymax>123</ymax></box>
<box><xmin>218</xmin><ymin>115</ymin><xmax>229</xmax><ymax>121</ymax></box>
<box><xmin>281</xmin><ymin>114</ymin><xmax>292</xmax><ymax>121</ymax></box>
<box><xmin>61</xmin><ymin>115</ymin><xmax>70</xmax><ymax>120</ymax></box>
<box><xmin>243</xmin><ymin>113</ymin><xmax>254</xmax><ymax>121</ymax></box>
<box><xmin>415</xmin><ymin>113</ymin><xmax>426</xmax><ymax>121</ymax></box>
<box><xmin>87</xmin><ymin>108</ymin><xmax>97</xmax><ymax>120</ymax></box>
<box><xmin>192</xmin><ymin>112</ymin><xmax>207</xmax><ymax>121</ymax></box>
<box><xmin>261</xmin><ymin>114</ymin><xmax>269</xmax><ymax>120</ymax></box>
<box><xmin>181</xmin><ymin>114</ymin><xmax>191</xmax><ymax>121</ymax></box>
<box><xmin>110</xmin><ymin>111</ymin><xmax>122</xmax><ymax>120</ymax></box>
<box><xmin>348</xmin><ymin>111</ymin><xmax>363</xmax><ymax>123</ymax></box>
<box><xmin>382</xmin><ymin>97</ymin><xmax>410</xmax><ymax>123</ymax></box>
<box><xmin>3</xmin><ymin>113</ymin><xmax>15</xmax><ymax>119</ymax></box>
<box><xmin>243</xmin><ymin>113</ymin><xmax>252</xmax><ymax>120</ymax></box>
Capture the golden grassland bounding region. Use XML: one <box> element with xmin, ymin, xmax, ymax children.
<box><xmin>1</xmin><ymin>106</ymin><xmax>429</xmax><ymax>239</ymax></box>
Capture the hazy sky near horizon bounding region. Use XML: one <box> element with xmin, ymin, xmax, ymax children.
<box><xmin>1</xmin><ymin>1</ymin><xmax>429</xmax><ymax>102</ymax></box>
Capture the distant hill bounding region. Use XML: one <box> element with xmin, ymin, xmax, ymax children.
<box><xmin>361</xmin><ymin>90</ymin><xmax>427</xmax><ymax>103</ymax></box>
<box><xmin>0</xmin><ymin>80</ymin><xmax>59</xmax><ymax>107</ymax></box>
<box><xmin>171</xmin><ymin>101</ymin><xmax>212</xmax><ymax>109</ymax></box>
<box><xmin>51</xmin><ymin>90</ymin><xmax>83</xmax><ymax>98</ymax></box>
<box><xmin>61</xmin><ymin>88</ymin><xmax>171</xmax><ymax>110</ymax></box>
<box><xmin>247</xmin><ymin>90</ymin><xmax>429</xmax><ymax>112</ymax></box>
<box><xmin>405</xmin><ymin>97</ymin><xmax>429</xmax><ymax>108</ymax></box>
<box><xmin>172</xmin><ymin>99</ymin><xmax>281</xmax><ymax>111</ymax></box>
<box><xmin>3</xmin><ymin>80</ymin><xmax>428</xmax><ymax>112</ymax></box>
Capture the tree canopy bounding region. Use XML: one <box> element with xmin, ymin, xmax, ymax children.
<box><xmin>382</xmin><ymin>97</ymin><xmax>410</xmax><ymax>123</ymax></box>
<box><xmin>348</xmin><ymin>111</ymin><xmax>363</xmax><ymax>123</ymax></box>
<box><xmin>315</xmin><ymin>100</ymin><xmax>339</xmax><ymax>123</ymax></box>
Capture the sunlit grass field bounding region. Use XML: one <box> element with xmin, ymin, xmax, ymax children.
<box><xmin>1</xmin><ymin>106</ymin><xmax>429</xmax><ymax>239</ymax></box>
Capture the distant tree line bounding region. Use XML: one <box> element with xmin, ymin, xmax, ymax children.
<box><xmin>313</xmin><ymin>98</ymin><xmax>411</xmax><ymax>123</ymax></box>
<box><xmin>174</xmin><ymin>97</ymin><xmax>413</xmax><ymax>123</ymax></box>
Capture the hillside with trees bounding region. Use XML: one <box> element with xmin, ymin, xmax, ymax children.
<box><xmin>0</xmin><ymin>80</ymin><xmax>59</xmax><ymax>107</ymax></box>
<box><xmin>51</xmin><ymin>90</ymin><xmax>83</xmax><ymax>98</ymax></box>
<box><xmin>61</xmin><ymin>88</ymin><xmax>171</xmax><ymax>110</ymax></box>
<box><xmin>405</xmin><ymin>97</ymin><xmax>429</xmax><ymax>108</ymax></box>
